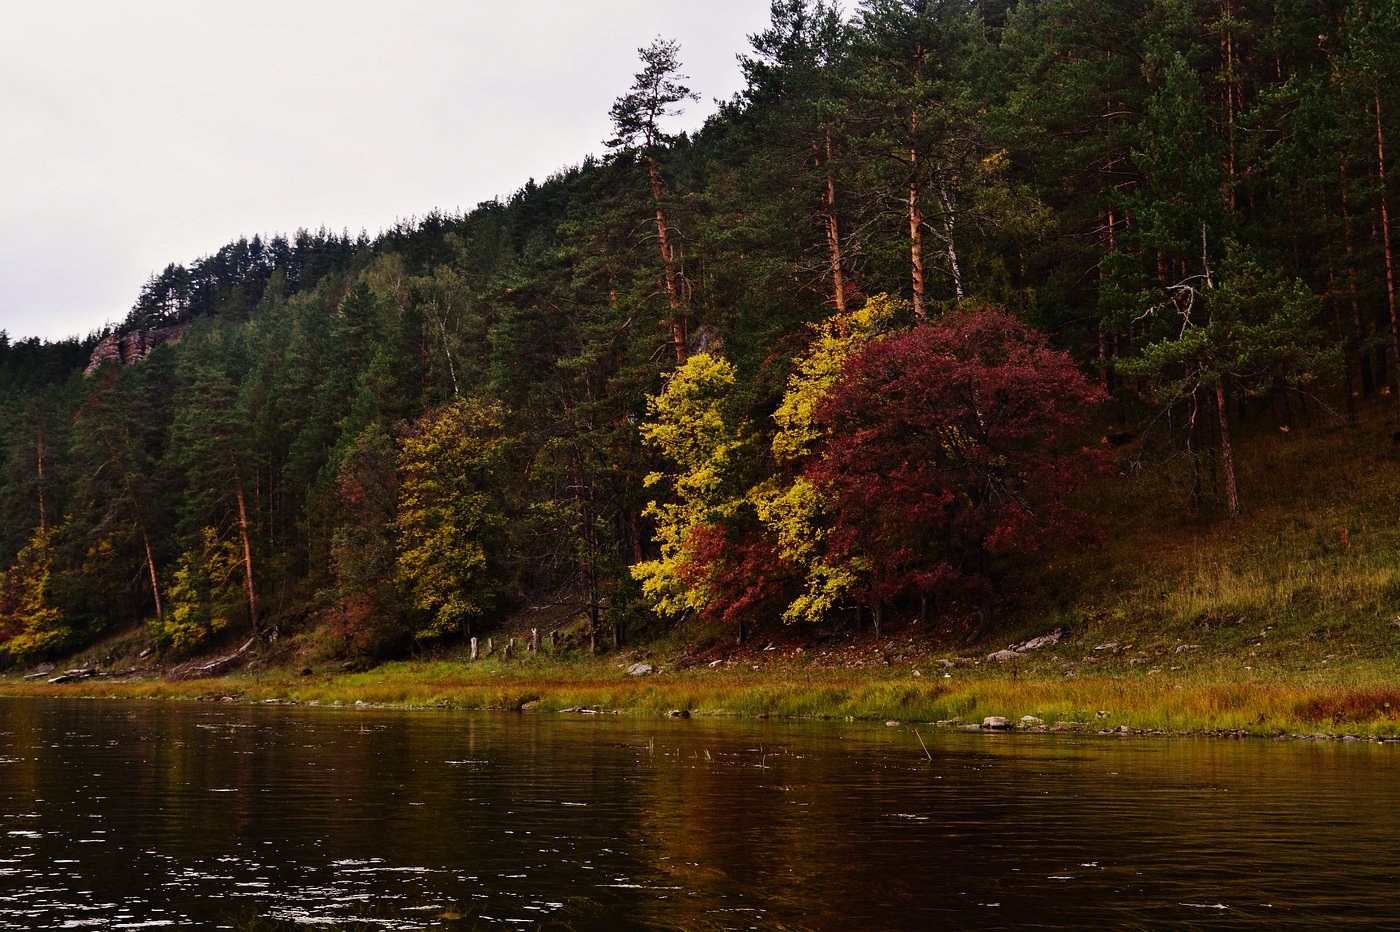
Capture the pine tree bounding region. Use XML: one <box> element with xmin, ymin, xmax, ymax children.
<box><xmin>608</xmin><ymin>38</ymin><xmax>700</xmax><ymax>363</ymax></box>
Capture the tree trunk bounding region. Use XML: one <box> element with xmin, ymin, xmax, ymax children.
<box><xmin>235</xmin><ymin>484</ymin><xmax>259</xmax><ymax>634</ymax></box>
<box><xmin>909</xmin><ymin>137</ymin><xmax>926</xmax><ymax>320</ymax></box>
<box><xmin>822</xmin><ymin>122</ymin><xmax>848</xmax><ymax>316</ymax></box>
<box><xmin>1185</xmin><ymin>389</ymin><xmax>1204</xmax><ymax>510</ymax></box>
<box><xmin>35</xmin><ymin>433</ymin><xmax>47</xmax><ymax>536</ymax></box>
<box><xmin>1339</xmin><ymin>159</ymin><xmax>1365</xmax><ymax>418</ymax></box>
<box><xmin>434</xmin><ymin>308</ymin><xmax>460</xmax><ymax>397</ymax></box>
<box><xmin>938</xmin><ymin>186</ymin><xmax>964</xmax><ymax>300</ymax></box>
<box><xmin>143</xmin><ymin>531</ymin><xmax>164</xmax><ymax>623</ymax></box>
<box><xmin>1099</xmin><ymin>206</ymin><xmax>1119</xmax><ymax>391</ymax></box>
<box><xmin>1374</xmin><ymin>94</ymin><xmax>1400</xmax><ymax>418</ymax></box>
<box><xmin>1220</xmin><ymin>0</ymin><xmax>1238</xmax><ymax>212</ymax></box>
<box><xmin>627</xmin><ymin>510</ymin><xmax>644</xmax><ymax>564</ymax></box>
<box><xmin>1330</xmin><ymin>268</ymin><xmax>1359</xmax><ymax>427</ymax></box>
<box><xmin>872</xmin><ymin>600</ymin><xmax>883</xmax><ymax>640</ymax></box>
<box><xmin>647</xmin><ymin>154</ymin><xmax>686</xmax><ymax>363</ymax></box>
<box><xmin>1215</xmin><ymin>381</ymin><xmax>1241</xmax><ymax>518</ymax></box>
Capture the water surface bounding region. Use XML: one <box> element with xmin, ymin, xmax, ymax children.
<box><xmin>1</xmin><ymin>698</ymin><xmax>1396</xmax><ymax>928</ymax></box>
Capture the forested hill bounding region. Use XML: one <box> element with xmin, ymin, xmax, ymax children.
<box><xmin>1</xmin><ymin>0</ymin><xmax>1396</xmax><ymax>666</ymax></box>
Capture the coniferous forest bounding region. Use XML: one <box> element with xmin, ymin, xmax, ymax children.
<box><xmin>3</xmin><ymin>0</ymin><xmax>1399</xmax><ymax>668</ymax></box>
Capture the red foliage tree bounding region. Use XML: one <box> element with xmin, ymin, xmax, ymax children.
<box><xmin>677</xmin><ymin>520</ymin><xmax>796</xmax><ymax>646</ymax></box>
<box><xmin>808</xmin><ymin>309</ymin><xmax>1107</xmax><ymax>632</ymax></box>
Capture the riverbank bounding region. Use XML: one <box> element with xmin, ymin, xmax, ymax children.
<box><xmin>5</xmin><ymin>402</ymin><xmax>1400</xmax><ymax>742</ymax></box>
<box><xmin>6</xmin><ymin>644</ymin><xmax>1400</xmax><ymax>742</ymax></box>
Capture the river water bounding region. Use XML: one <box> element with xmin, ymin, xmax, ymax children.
<box><xmin>0</xmin><ymin>698</ymin><xmax>1397</xmax><ymax>929</ymax></box>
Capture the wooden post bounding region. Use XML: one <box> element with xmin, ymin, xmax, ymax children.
<box><xmin>549</xmin><ymin>630</ymin><xmax>558</xmax><ymax>650</ymax></box>
<box><xmin>470</xmin><ymin>637</ymin><xmax>479</xmax><ymax>661</ymax></box>
<box><xmin>531</xmin><ymin>628</ymin><xmax>540</xmax><ymax>654</ymax></box>
<box><xmin>504</xmin><ymin>639</ymin><xmax>514</xmax><ymax>660</ymax></box>
<box><xmin>486</xmin><ymin>637</ymin><xmax>494</xmax><ymax>656</ymax></box>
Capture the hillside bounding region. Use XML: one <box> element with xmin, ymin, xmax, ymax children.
<box><xmin>2</xmin><ymin>1</ymin><xmax>1400</xmax><ymax>692</ymax></box>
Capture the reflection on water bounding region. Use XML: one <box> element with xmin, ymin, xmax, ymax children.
<box><xmin>1</xmin><ymin>697</ymin><xmax>1398</xmax><ymax>929</ymax></box>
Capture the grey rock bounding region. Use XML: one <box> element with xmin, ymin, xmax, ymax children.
<box><xmin>627</xmin><ymin>663</ymin><xmax>655</xmax><ymax>677</ymax></box>
<box><xmin>987</xmin><ymin>649</ymin><xmax>1021</xmax><ymax>662</ymax></box>
<box><xmin>1012</xmin><ymin>628</ymin><xmax>1063</xmax><ymax>652</ymax></box>
<box><xmin>982</xmin><ymin>716</ymin><xmax>1011</xmax><ymax>730</ymax></box>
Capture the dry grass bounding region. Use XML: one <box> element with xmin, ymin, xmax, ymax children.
<box><xmin>8</xmin><ymin>658</ymin><xmax>1400</xmax><ymax>737</ymax></box>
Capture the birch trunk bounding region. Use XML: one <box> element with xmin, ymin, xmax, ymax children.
<box><xmin>235</xmin><ymin>484</ymin><xmax>259</xmax><ymax>635</ymax></box>
<box><xmin>822</xmin><ymin>122</ymin><xmax>848</xmax><ymax>316</ymax></box>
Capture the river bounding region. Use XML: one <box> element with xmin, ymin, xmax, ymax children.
<box><xmin>1</xmin><ymin>697</ymin><xmax>1396</xmax><ymax>929</ymax></box>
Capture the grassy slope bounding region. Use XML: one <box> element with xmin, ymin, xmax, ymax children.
<box><xmin>5</xmin><ymin>398</ymin><xmax>1400</xmax><ymax>738</ymax></box>
<box><xmin>1004</xmin><ymin>396</ymin><xmax>1400</xmax><ymax>677</ymax></box>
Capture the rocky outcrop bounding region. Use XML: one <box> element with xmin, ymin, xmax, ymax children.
<box><xmin>84</xmin><ymin>323</ymin><xmax>188</xmax><ymax>376</ymax></box>
<box><xmin>986</xmin><ymin>627</ymin><xmax>1064</xmax><ymax>662</ymax></box>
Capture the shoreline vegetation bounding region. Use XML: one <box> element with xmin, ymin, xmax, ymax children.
<box><xmin>5</xmin><ymin>397</ymin><xmax>1400</xmax><ymax>744</ymax></box>
<box><xmin>6</xmin><ymin>390</ymin><xmax>1400</xmax><ymax>744</ymax></box>
<box><xmin>7</xmin><ymin>653</ymin><xmax>1400</xmax><ymax>743</ymax></box>
<box><xmin>10</xmin><ymin>383</ymin><xmax>1400</xmax><ymax>744</ymax></box>
<box><xmin>8</xmin><ymin>660</ymin><xmax>1400</xmax><ymax>738</ymax></box>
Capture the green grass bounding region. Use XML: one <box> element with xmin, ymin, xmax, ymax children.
<box><xmin>9</xmin><ymin>654</ymin><xmax>1400</xmax><ymax>738</ymax></box>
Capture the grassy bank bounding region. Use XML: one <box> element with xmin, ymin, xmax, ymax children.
<box><xmin>6</xmin><ymin>651</ymin><xmax>1400</xmax><ymax>740</ymax></box>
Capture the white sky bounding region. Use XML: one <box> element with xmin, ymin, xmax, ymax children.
<box><xmin>1</xmin><ymin>1</ymin><xmax>776</xmax><ymax>342</ymax></box>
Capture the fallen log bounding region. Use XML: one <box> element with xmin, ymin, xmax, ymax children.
<box><xmin>48</xmin><ymin>668</ymin><xmax>97</xmax><ymax>684</ymax></box>
<box><xmin>171</xmin><ymin>638</ymin><xmax>258</xmax><ymax>681</ymax></box>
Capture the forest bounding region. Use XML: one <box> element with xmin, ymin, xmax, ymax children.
<box><xmin>1</xmin><ymin>0</ymin><xmax>1396</xmax><ymax>668</ymax></box>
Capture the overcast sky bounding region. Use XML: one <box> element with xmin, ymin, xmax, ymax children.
<box><xmin>1</xmin><ymin>1</ymin><xmax>776</xmax><ymax>342</ymax></box>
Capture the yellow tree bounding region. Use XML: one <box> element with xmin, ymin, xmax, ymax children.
<box><xmin>633</xmin><ymin>354</ymin><xmax>751</xmax><ymax>614</ymax></box>
<box><xmin>0</xmin><ymin>528</ymin><xmax>70</xmax><ymax>660</ymax></box>
<box><xmin>150</xmin><ymin>527</ymin><xmax>244</xmax><ymax>651</ymax></box>
<box><xmin>753</xmin><ymin>294</ymin><xmax>900</xmax><ymax>625</ymax></box>
<box><xmin>393</xmin><ymin>398</ymin><xmax>509</xmax><ymax>641</ymax></box>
